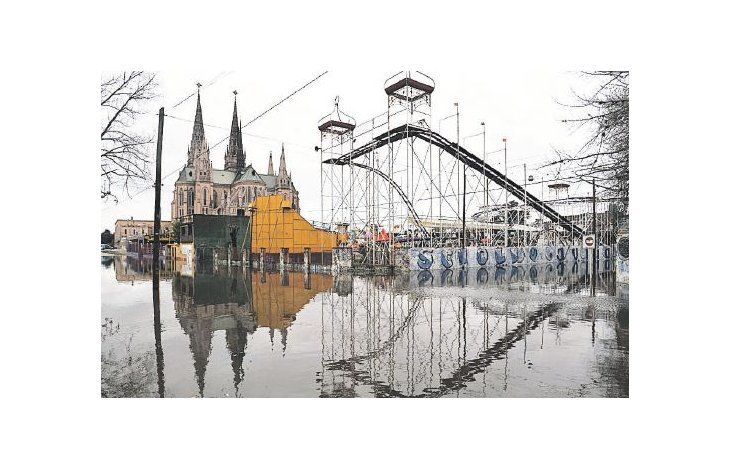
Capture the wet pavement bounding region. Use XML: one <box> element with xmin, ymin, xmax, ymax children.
<box><xmin>101</xmin><ymin>255</ymin><xmax>628</xmax><ymax>397</ymax></box>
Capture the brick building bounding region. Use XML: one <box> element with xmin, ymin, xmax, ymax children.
<box><xmin>114</xmin><ymin>219</ymin><xmax>171</xmax><ymax>246</ymax></box>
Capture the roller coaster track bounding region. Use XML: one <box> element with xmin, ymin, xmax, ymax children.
<box><xmin>323</xmin><ymin>124</ymin><xmax>584</xmax><ymax>236</ymax></box>
<box><xmin>323</xmin><ymin>302</ymin><xmax>560</xmax><ymax>397</ymax></box>
<box><xmin>347</xmin><ymin>161</ymin><xmax>428</xmax><ymax>235</ymax></box>
<box><xmin>324</xmin><ymin>296</ymin><xmax>425</xmax><ymax>369</ymax></box>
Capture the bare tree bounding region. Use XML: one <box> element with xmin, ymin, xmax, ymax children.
<box><xmin>101</xmin><ymin>71</ymin><xmax>158</xmax><ymax>201</ymax></box>
<box><xmin>548</xmin><ymin>71</ymin><xmax>629</xmax><ymax>211</ymax></box>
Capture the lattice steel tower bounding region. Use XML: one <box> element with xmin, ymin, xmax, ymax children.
<box><xmin>383</xmin><ymin>71</ymin><xmax>435</xmax><ymax>257</ymax></box>
<box><xmin>318</xmin><ymin>97</ymin><xmax>356</xmax><ymax>233</ymax></box>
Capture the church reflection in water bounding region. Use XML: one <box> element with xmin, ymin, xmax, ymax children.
<box><xmin>171</xmin><ymin>263</ymin><xmax>333</xmax><ymax>396</ymax></box>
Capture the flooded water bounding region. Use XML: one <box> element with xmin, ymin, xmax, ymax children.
<box><xmin>101</xmin><ymin>255</ymin><xmax>628</xmax><ymax>397</ymax></box>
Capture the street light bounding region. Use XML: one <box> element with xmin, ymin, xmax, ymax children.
<box><xmin>315</xmin><ymin>145</ymin><xmax>323</xmax><ymax>224</ymax></box>
<box><xmin>502</xmin><ymin>138</ymin><xmax>508</xmax><ymax>248</ymax></box>
<box><xmin>461</xmin><ymin>123</ymin><xmax>495</xmax><ymax>246</ymax></box>
<box><xmin>437</xmin><ymin>110</ymin><xmax>458</xmax><ymax>246</ymax></box>
<box><xmin>480</xmin><ymin>122</ymin><xmax>488</xmax><ymax>241</ymax></box>
<box><xmin>454</xmin><ymin>103</ymin><xmax>466</xmax><ymax>248</ymax></box>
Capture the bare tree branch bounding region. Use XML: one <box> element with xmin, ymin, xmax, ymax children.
<box><xmin>100</xmin><ymin>71</ymin><xmax>158</xmax><ymax>202</ymax></box>
<box><xmin>548</xmin><ymin>71</ymin><xmax>629</xmax><ymax>212</ymax></box>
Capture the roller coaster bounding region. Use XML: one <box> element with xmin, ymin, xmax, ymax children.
<box><xmin>324</xmin><ymin>123</ymin><xmax>585</xmax><ymax>237</ymax></box>
<box><xmin>316</xmin><ymin>72</ymin><xmax>601</xmax><ymax>272</ymax></box>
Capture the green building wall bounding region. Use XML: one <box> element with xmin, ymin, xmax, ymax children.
<box><xmin>184</xmin><ymin>214</ymin><xmax>251</xmax><ymax>261</ymax></box>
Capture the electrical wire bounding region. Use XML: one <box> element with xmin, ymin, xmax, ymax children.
<box><xmin>103</xmin><ymin>70</ymin><xmax>329</xmax><ymax>211</ymax></box>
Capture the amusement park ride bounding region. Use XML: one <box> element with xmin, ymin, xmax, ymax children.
<box><xmin>316</xmin><ymin>71</ymin><xmax>616</xmax><ymax>270</ymax></box>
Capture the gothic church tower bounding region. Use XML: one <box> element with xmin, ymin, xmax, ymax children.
<box><xmin>189</xmin><ymin>84</ymin><xmax>211</xmax><ymax>181</ymax></box>
<box><xmin>276</xmin><ymin>144</ymin><xmax>290</xmax><ymax>189</ymax></box>
<box><xmin>224</xmin><ymin>91</ymin><xmax>246</xmax><ymax>171</ymax></box>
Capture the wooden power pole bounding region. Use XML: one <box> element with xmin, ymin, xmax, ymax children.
<box><xmin>152</xmin><ymin>107</ymin><xmax>164</xmax><ymax>267</ymax></box>
<box><xmin>152</xmin><ymin>107</ymin><xmax>165</xmax><ymax>397</ymax></box>
<box><xmin>591</xmin><ymin>178</ymin><xmax>597</xmax><ymax>296</ymax></box>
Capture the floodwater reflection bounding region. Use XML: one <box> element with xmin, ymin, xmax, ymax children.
<box><xmin>101</xmin><ymin>256</ymin><xmax>628</xmax><ymax>397</ymax></box>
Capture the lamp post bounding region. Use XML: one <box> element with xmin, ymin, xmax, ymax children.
<box><xmin>481</xmin><ymin>122</ymin><xmax>487</xmax><ymax>210</ymax></box>
<box><xmin>454</xmin><ymin>103</ymin><xmax>466</xmax><ymax>248</ymax></box>
<box><xmin>315</xmin><ymin>146</ymin><xmax>323</xmax><ymax>225</ymax></box>
<box><xmin>525</xmin><ymin>171</ymin><xmax>533</xmax><ymax>247</ymax></box>
<box><xmin>503</xmin><ymin>138</ymin><xmax>508</xmax><ymax>248</ymax></box>
<box><xmin>438</xmin><ymin>111</ymin><xmax>458</xmax><ymax>247</ymax></box>
<box><xmin>480</xmin><ymin>122</ymin><xmax>488</xmax><ymax>245</ymax></box>
<box><xmin>463</xmin><ymin>123</ymin><xmax>489</xmax><ymax>245</ymax></box>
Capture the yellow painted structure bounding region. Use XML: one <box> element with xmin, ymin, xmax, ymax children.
<box><xmin>251</xmin><ymin>195</ymin><xmax>346</xmax><ymax>254</ymax></box>
<box><xmin>251</xmin><ymin>272</ymin><xmax>333</xmax><ymax>329</ymax></box>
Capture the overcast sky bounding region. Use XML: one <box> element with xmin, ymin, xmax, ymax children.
<box><xmin>100</xmin><ymin>69</ymin><xmax>595</xmax><ymax>231</ymax></box>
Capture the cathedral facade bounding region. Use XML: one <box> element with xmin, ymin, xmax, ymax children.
<box><xmin>171</xmin><ymin>91</ymin><xmax>299</xmax><ymax>221</ymax></box>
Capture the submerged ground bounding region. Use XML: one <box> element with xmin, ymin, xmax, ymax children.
<box><xmin>101</xmin><ymin>256</ymin><xmax>628</xmax><ymax>398</ymax></box>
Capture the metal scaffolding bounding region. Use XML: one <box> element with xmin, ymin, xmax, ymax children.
<box><xmin>317</xmin><ymin>71</ymin><xmax>621</xmax><ymax>270</ymax></box>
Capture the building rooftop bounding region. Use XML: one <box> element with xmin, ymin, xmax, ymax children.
<box><xmin>115</xmin><ymin>219</ymin><xmax>171</xmax><ymax>224</ymax></box>
<box><xmin>210</xmin><ymin>169</ymin><xmax>237</xmax><ymax>184</ymax></box>
<box><xmin>176</xmin><ymin>165</ymin><xmax>282</xmax><ymax>189</ymax></box>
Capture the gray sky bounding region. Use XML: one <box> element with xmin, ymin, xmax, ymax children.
<box><xmin>100</xmin><ymin>69</ymin><xmax>594</xmax><ymax>231</ymax></box>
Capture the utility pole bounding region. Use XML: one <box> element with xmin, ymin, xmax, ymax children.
<box><xmin>456</xmin><ymin>103</ymin><xmax>466</xmax><ymax>248</ymax></box>
<box><xmin>592</xmin><ymin>178</ymin><xmax>597</xmax><ymax>296</ymax></box>
<box><xmin>388</xmin><ymin>100</ymin><xmax>394</xmax><ymax>267</ymax></box>
<box><xmin>152</xmin><ymin>106</ymin><xmax>165</xmax><ymax>397</ymax></box>
<box><xmin>318</xmin><ymin>145</ymin><xmax>323</xmax><ymax>225</ymax></box>
<box><xmin>541</xmin><ymin>176</ymin><xmax>545</xmax><ymax>245</ymax></box>
<box><xmin>523</xmin><ymin>164</ymin><xmax>528</xmax><ymax>247</ymax></box>
<box><xmin>481</xmin><ymin>122</ymin><xmax>487</xmax><ymax>203</ymax></box>
<box><xmin>153</xmin><ymin>107</ymin><xmax>164</xmax><ymax>267</ymax></box>
<box><xmin>482</xmin><ymin>122</ymin><xmax>488</xmax><ymax>244</ymax></box>
<box><xmin>503</xmin><ymin>138</ymin><xmax>508</xmax><ymax>248</ymax></box>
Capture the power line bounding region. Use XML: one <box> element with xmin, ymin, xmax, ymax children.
<box><xmin>243</xmin><ymin>71</ymin><xmax>328</xmax><ymax>130</ymax></box>
<box><xmin>103</xmin><ymin>70</ymin><xmax>329</xmax><ymax>211</ymax></box>
<box><xmin>161</xmin><ymin>113</ymin><xmax>313</xmax><ymax>150</ymax></box>
<box><xmin>169</xmin><ymin>71</ymin><xmax>232</xmax><ymax>110</ymax></box>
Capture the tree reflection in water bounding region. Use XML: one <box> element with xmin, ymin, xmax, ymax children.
<box><xmin>101</xmin><ymin>333</ymin><xmax>157</xmax><ymax>398</ymax></box>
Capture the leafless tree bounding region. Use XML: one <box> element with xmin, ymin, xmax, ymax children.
<box><xmin>548</xmin><ymin>71</ymin><xmax>629</xmax><ymax>212</ymax></box>
<box><xmin>101</xmin><ymin>71</ymin><xmax>158</xmax><ymax>201</ymax></box>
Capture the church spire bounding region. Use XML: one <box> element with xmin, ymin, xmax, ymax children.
<box><xmin>267</xmin><ymin>151</ymin><xmax>274</xmax><ymax>175</ymax></box>
<box><xmin>225</xmin><ymin>327</ymin><xmax>248</xmax><ymax>398</ymax></box>
<box><xmin>187</xmin><ymin>83</ymin><xmax>211</xmax><ymax>183</ymax></box>
<box><xmin>276</xmin><ymin>144</ymin><xmax>290</xmax><ymax>190</ymax></box>
<box><xmin>278</xmin><ymin>143</ymin><xmax>288</xmax><ymax>177</ymax></box>
<box><xmin>281</xmin><ymin>327</ymin><xmax>288</xmax><ymax>357</ymax></box>
<box><xmin>188</xmin><ymin>83</ymin><xmax>206</xmax><ymax>166</ymax></box>
<box><xmin>237</xmin><ymin>121</ymin><xmax>245</xmax><ymax>169</ymax></box>
<box><xmin>224</xmin><ymin>90</ymin><xmax>245</xmax><ymax>171</ymax></box>
<box><xmin>186</xmin><ymin>317</ymin><xmax>212</xmax><ymax>398</ymax></box>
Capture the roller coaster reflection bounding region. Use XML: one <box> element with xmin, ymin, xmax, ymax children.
<box><xmin>319</xmin><ymin>263</ymin><xmax>620</xmax><ymax>397</ymax></box>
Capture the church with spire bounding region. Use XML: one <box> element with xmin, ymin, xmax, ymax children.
<box><xmin>171</xmin><ymin>88</ymin><xmax>300</xmax><ymax>221</ymax></box>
